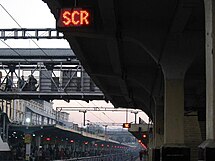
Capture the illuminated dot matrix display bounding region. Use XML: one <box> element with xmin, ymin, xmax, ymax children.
<box><xmin>58</xmin><ymin>8</ymin><xmax>91</xmax><ymax>27</ymax></box>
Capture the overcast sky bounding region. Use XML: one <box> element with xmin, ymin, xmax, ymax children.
<box><xmin>0</xmin><ymin>0</ymin><xmax>149</xmax><ymax>127</ymax></box>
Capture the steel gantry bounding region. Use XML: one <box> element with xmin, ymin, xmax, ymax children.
<box><xmin>0</xmin><ymin>28</ymin><xmax>63</xmax><ymax>40</ymax></box>
<box><xmin>0</xmin><ymin>48</ymin><xmax>105</xmax><ymax>101</ymax></box>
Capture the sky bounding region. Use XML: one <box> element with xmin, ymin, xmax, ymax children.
<box><xmin>0</xmin><ymin>0</ymin><xmax>149</xmax><ymax>127</ymax></box>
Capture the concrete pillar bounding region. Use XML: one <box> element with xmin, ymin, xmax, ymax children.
<box><xmin>198</xmin><ymin>1</ymin><xmax>215</xmax><ymax>160</ymax></box>
<box><xmin>152</xmin><ymin>98</ymin><xmax>164</xmax><ymax>161</ymax></box>
<box><xmin>160</xmin><ymin>50</ymin><xmax>194</xmax><ymax>160</ymax></box>
<box><xmin>184</xmin><ymin>112</ymin><xmax>203</xmax><ymax>161</ymax></box>
<box><xmin>160</xmin><ymin>78</ymin><xmax>190</xmax><ymax>161</ymax></box>
<box><xmin>205</xmin><ymin>0</ymin><xmax>215</xmax><ymax>142</ymax></box>
<box><xmin>154</xmin><ymin>98</ymin><xmax>164</xmax><ymax>147</ymax></box>
<box><xmin>164</xmin><ymin>79</ymin><xmax>184</xmax><ymax>144</ymax></box>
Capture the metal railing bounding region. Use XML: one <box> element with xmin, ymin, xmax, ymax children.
<box><xmin>0</xmin><ymin>65</ymin><xmax>104</xmax><ymax>100</ymax></box>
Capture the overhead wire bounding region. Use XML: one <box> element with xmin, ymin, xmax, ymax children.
<box><xmin>75</xmin><ymin>100</ymin><xmax>107</xmax><ymax>123</ymax></box>
<box><xmin>0</xmin><ymin>4</ymin><xmax>20</xmax><ymax>28</ymax></box>
<box><xmin>0</xmin><ymin>3</ymin><xmax>53</xmax><ymax>62</ymax></box>
<box><xmin>0</xmin><ymin>3</ymin><xmax>49</xmax><ymax>65</ymax></box>
<box><xmin>0</xmin><ymin>39</ymin><xmax>28</xmax><ymax>62</ymax></box>
<box><xmin>91</xmin><ymin>101</ymin><xmax>116</xmax><ymax>123</ymax></box>
<box><xmin>102</xmin><ymin>112</ymin><xmax>116</xmax><ymax>123</ymax></box>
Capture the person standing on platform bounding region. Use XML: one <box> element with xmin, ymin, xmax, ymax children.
<box><xmin>17</xmin><ymin>75</ymin><xmax>25</xmax><ymax>90</ymax></box>
<box><xmin>5</xmin><ymin>76</ymin><xmax>13</xmax><ymax>91</ymax></box>
<box><xmin>28</xmin><ymin>75</ymin><xmax>37</xmax><ymax>91</ymax></box>
<box><xmin>139</xmin><ymin>150</ymin><xmax>143</xmax><ymax>161</ymax></box>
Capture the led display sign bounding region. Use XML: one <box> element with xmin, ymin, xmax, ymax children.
<box><xmin>57</xmin><ymin>8</ymin><xmax>91</xmax><ymax>27</ymax></box>
<box><xmin>123</xmin><ymin>123</ymin><xmax>131</xmax><ymax>128</ymax></box>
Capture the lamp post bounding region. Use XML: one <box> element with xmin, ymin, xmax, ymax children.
<box><xmin>55</xmin><ymin>107</ymin><xmax>62</xmax><ymax>125</ymax></box>
<box><xmin>103</xmin><ymin>125</ymin><xmax>108</xmax><ymax>140</ymax></box>
<box><xmin>131</xmin><ymin>111</ymin><xmax>138</xmax><ymax>124</ymax></box>
<box><xmin>25</xmin><ymin>117</ymin><xmax>31</xmax><ymax>161</ymax></box>
<box><xmin>103</xmin><ymin>125</ymin><xmax>108</xmax><ymax>135</ymax></box>
<box><xmin>79</xmin><ymin>110</ymin><xmax>87</xmax><ymax>126</ymax></box>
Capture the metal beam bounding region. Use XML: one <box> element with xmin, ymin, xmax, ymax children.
<box><xmin>0</xmin><ymin>48</ymin><xmax>79</xmax><ymax>64</ymax></box>
<box><xmin>57</xmin><ymin>106</ymin><xmax>142</xmax><ymax>112</ymax></box>
<box><xmin>0</xmin><ymin>48</ymin><xmax>76</xmax><ymax>58</ymax></box>
<box><xmin>60</xmin><ymin>109</ymin><xmax>142</xmax><ymax>112</ymax></box>
<box><xmin>0</xmin><ymin>28</ymin><xmax>63</xmax><ymax>39</ymax></box>
<box><xmin>0</xmin><ymin>91</ymin><xmax>105</xmax><ymax>100</ymax></box>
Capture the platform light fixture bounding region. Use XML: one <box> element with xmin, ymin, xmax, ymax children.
<box><xmin>26</xmin><ymin>118</ymin><xmax>31</xmax><ymax>123</ymax></box>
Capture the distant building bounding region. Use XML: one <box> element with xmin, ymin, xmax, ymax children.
<box><xmin>0</xmin><ymin>100</ymin><xmax>14</xmax><ymax>121</ymax></box>
<box><xmin>56</xmin><ymin>111</ymin><xmax>70</xmax><ymax>126</ymax></box>
<box><xmin>87</xmin><ymin>123</ymin><xmax>104</xmax><ymax>135</ymax></box>
<box><xmin>0</xmin><ymin>99</ymin><xmax>69</xmax><ymax>126</ymax></box>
